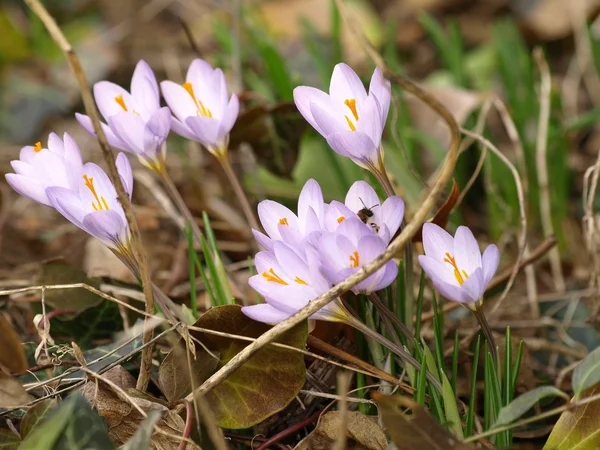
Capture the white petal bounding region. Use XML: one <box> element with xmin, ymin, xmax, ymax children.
<box><xmin>454</xmin><ymin>226</ymin><xmax>482</xmax><ymax>275</ymax></box>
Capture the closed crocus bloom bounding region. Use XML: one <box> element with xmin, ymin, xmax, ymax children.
<box><xmin>76</xmin><ymin>60</ymin><xmax>171</xmax><ymax>172</ymax></box>
<box><xmin>293</xmin><ymin>63</ymin><xmax>391</xmax><ymax>171</ymax></box>
<box><xmin>418</xmin><ymin>223</ymin><xmax>500</xmax><ymax>309</ymax></box>
<box><xmin>344</xmin><ymin>180</ymin><xmax>404</xmax><ymax>244</ymax></box>
<box><xmin>253</xmin><ymin>178</ymin><xmax>325</xmax><ymax>251</ymax></box>
<box><xmin>46</xmin><ymin>153</ymin><xmax>133</xmax><ymax>252</ymax></box>
<box><xmin>5</xmin><ymin>133</ymin><xmax>83</xmax><ymax>207</ymax></box>
<box><xmin>160</xmin><ymin>58</ymin><xmax>239</xmax><ymax>159</ymax></box>
<box><xmin>318</xmin><ymin>218</ymin><xmax>398</xmax><ymax>294</ymax></box>
<box><xmin>243</xmin><ymin>241</ymin><xmax>349</xmax><ymax>324</ymax></box>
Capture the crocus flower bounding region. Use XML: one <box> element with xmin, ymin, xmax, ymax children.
<box><xmin>418</xmin><ymin>223</ymin><xmax>500</xmax><ymax>309</ymax></box>
<box><xmin>46</xmin><ymin>153</ymin><xmax>133</xmax><ymax>252</ymax></box>
<box><xmin>318</xmin><ymin>218</ymin><xmax>398</xmax><ymax>294</ymax></box>
<box><xmin>160</xmin><ymin>58</ymin><xmax>239</xmax><ymax>159</ymax></box>
<box><xmin>5</xmin><ymin>133</ymin><xmax>83</xmax><ymax>207</ymax></box>
<box><xmin>293</xmin><ymin>63</ymin><xmax>391</xmax><ymax>171</ymax></box>
<box><xmin>76</xmin><ymin>60</ymin><xmax>172</xmax><ymax>172</ymax></box>
<box><xmin>343</xmin><ymin>180</ymin><xmax>404</xmax><ymax>244</ymax></box>
<box><xmin>243</xmin><ymin>241</ymin><xmax>349</xmax><ymax>324</ymax></box>
<box><xmin>253</xmin><ymin>178</ymin><xmax>325</xmax><ymax>251</ymax></box>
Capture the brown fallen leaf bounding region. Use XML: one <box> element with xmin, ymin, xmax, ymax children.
<box><xmin>372</xmin><ymin>393</ymin><xmax>476</xmax><ymax>450</ymax></box>
<box><xmin>412</xmin><ymin>179</ymin><xmax>461</xmax><ymax>243</ymax></box>
<box><xmin>0</xmin><ymin>312</ymin><xmax>28</xmax><ymax>374</ymax></box>
<box><xmin>295</xmin><ymin>411</ymin><xmax>388</xmax><ymax>450</ymax></box>
<box><xmin>0</xmin><ymin>372</ymin><xmax>32</xmax><ymax>408</ymax></box>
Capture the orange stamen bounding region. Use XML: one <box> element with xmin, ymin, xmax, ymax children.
<box><xmin>33</xmin><ymin>142</ymin><xmax>43</xmax><ymax>153</ymax></box>
<box><xmin>279</xmin><ymin>217</ymin><xmax>289</xmax><ymax>225</ymax></box>
<box><xmin>182</xmin><ymin>82</ymin><xmax>213</xmax><ymax>118</ymax></box>
<box><xmin>443</xmin><ymin>252</ymin><xmax>469</xmax><ymax>285</ymax></box>
<box><xmin>294</xmin><ymin>276</ymin><xmax>308</xmax><ymax>285</ymax></box>
<box><xmin>337</xmin><ymin>216</ymin><xmax>346</xmax><ymax>224</ymax></box>
<box><xmin>115</xmin><ymin>95</ymin><xmax>128</xmax><ymax>112</ymax></box>
<box><xmin>349</xmin><ymin>251</ymin><xmax>360</xmax><ymax>268</ymax></box>
<box><xmin>262</xmin><ymin>268</ymin><xmax>288</xmax><ymax>285</ymax></box>
<box><xmin>83</xmin><ymin>175</ymin><xmax>110</xmax><ymax>211</ymax></box>
<box><xmin>344</xmin><ymin>98</ymin><xmax>359</xmax><ymax>121</ymax></box>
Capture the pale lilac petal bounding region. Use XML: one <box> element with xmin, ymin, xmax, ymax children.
<box><xmin>79</xmin><ymin>163</ymin><xmax>120</xmax><ymax>213</ymax></box>
<box><xmin>107</xmin><ymin>112</ymin><xmax>154</xmax><ymax>155</ymax></box>
<box><xmin>345</xmin><ymin>181</ymin><xmax>380</xmax><ymax>216</ymax></box>
<box><xmin>460</xmin><ymin>267</ymin><xmax>484</xmax><ymax>304</ymax></box>
<box><xmin>253</xmin><ymin>250</ymin><xmax>279</xmax><ymax>274</ymax></box>
<box><xmin>47</xmin><ymin>187</ymin><xmax>86</xmax><ymax>229</ymax></box>
<box><xmin>311</xmin><ymin>102</ymin><xmax>345</xmax><ymax>136</ymax></box>
<box><xmin>454</xmin><ymin>226</ymin><xmax>482</xmax><ymax>275</ymax></box>
<box><xmin>185</xmin><ymin>115</ymin><xmax>219</xmax><ymax>147</ymax></box>
<box><xmin>293</xmin><ymin>86</ymin><xmax>334</xmax><ymax>136</ymax></box>
<box><xmin>131</xmin><ymin>60</ymin><xmax>159</xmax><ymax>113</ymax></box>
<box><xmin>186</xmin><ymin>59</ymin><xmax>215</xmax><ymax>84</ymax></box>
<box><xmin>75</xmin><ymin>113</ymin><xmax>128</xmax><ymax>150</ymax></box>
<box><xmin>218</xmin><ymin>94</ymin><xmax>239</xmax><ymax>136</ymax></box>
<box><xmin>273</xmin><ymin>241</ymin><xmax>311</xmax><ymax>284</ymax></box>
<box><xmin>357</xmin><ymin>234</ymin><xmax>387</xmax><ymax>264</ymax></box>
<box><xmin>278</xmin><ymin>222</ymin><xmax>304</xmax><ymax>248</ymax></box>
<box><xmin>47</xmin><ymin>132</ymin><xmax>64</xmax><ymax>154</ymax></box>
<box><xmin>170</xmin><ymin>117</ymin><xmax>197</xmax><ymax>141</ymax></box>
<box><xmin>481</xmin><ymin>244</ymin><xmax>500</xmax><ymax>287</ymax></box>
<box><xmin>378</xmin><ymin>261</ymin><xmax>399</xmax><ymax>289</ymax></box>
<box><xmin>298</xmin><ymin>178</ymin><xmax>324</xmax><ymax>225</ymax></box>
<box><xmin>380</xmin><ymin>196</ymin><xmax>404</xmax><ymax>236</ymax></box>
<box><xmin>241</xmin><ymin>304</ymin><xmax>291</xmax><ymax>324</ymax></box>
<box><xmin>302</xmin><ymin>207</ymin><xmax>321</xmax><ymax>236</ymax></box>
<box><xmin>326</xmin><ymin>131</ymin><xmax>378</xmax><ymax>167</ymax></box>
<box><xmin>329</xmin><ymin>63</ymin><xmax>368</xmax><ymax>105</ymax></box>
<box><xmin>252</xmin><ymin>229</ymin><xmax>273</xmax><ymax>251</ymax></box>
<box><xmin>19</xmin><ymin>146</ymin><xmax>37</xmax><ymax>164</ymax></box>
<box><xmin>430</xmin><ymin>279</ymin><xmax>471</xmax><ymax>304</ymax></box>
<box><xmin>146</xmin><ymin>107</ymin><xmax>172</xmax><ymax>143</ymax></box>
<box><xmin>257</xmin><ymin>200</ymin><xmax>298</xmax><ymax>240</ymax></box>
<box><xmin>336</xmin><ymin>217</ymin><xmax>371</xmax><ymax>245</ymax></box>
<box><xmin>94</xmin><ymin>82</ymin><xmax>134</xmax><ymax>120</ymax></box>
<box><xmin>82</xmin><ymin>211</ymin><xmax>128</xmax><ymax>248</ymax></box>
<box><xmin>368</xmin><ymin>67</ymin><xmax>391</xmax><ymax>126</ymax></box>
<box><xmin>422</xmin><ymin>223</ymin><xmax>454</xmax><ymax>263</ymax></box>
<box><xmin>418</xmin><ymin>255</ymin><xmax>460</xmax><ymax>287</ymax></box>
<box><xmin>116</xmin><ymin>153</ymin><xmax>133</xmax><ymax>198</ymax></box>
<box><xmin>355</xmin><ymin>95</ymin><xmax>383</xmax><ymax>147</ymax></box>
<box><xmin>36</xmin><ymin>150</ymin><xmax>70</xmax><ymax>188</ymax></box>
<box><xmin>160</xmin><ymin>81</ymin><xmax>198</xmax><ymax>123</ymax></box>
<box><xmin>324</xmin><ymin>201</ymin><xmax>354</xmax><ymax>231</ymax></box>
<box><xmin>10</xmin><ymin>160</ymin><xmax>36</xmax><ymax>177</ymax></box>
<box><xmin>5</xmin><ymin>174</ymin><xmax>50</xmax><ymax>206</ymax></box>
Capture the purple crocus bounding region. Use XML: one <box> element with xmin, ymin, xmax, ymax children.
<box><xmin>418</xmin><ymin>223</ymin><xmax>500</xmax><ymax>309</ymax></box>
<box><xmin>160</xmin><ymin>58</ymin><xmax>239</xmax><ymax>159</ymax></box>
<box><xmin>242</xmin><ymin>241</ymin><xmax>349</xmax><ymax>324</ymax></box>
<box><xmin>253</xmin><ymin>178</ymin><xmax>325</xmax><ymax>251</ymax></box>
<box><xmin>5</xmin><ymin>133</ymin><xmax>83</xmax><ymax>207</ymax></box>
<box><xmin>293</xmin><ymin>63</ymin><xmax>391</xmax><ymax>171</ymax></box>
<box><xmin>46</xmin><ymin>153</ymin><xmax>133</xmax><ymax>252</ymax></box>
<box><xmin>317</xmin><ymin>218</ymin><xmax>398</xmax><ymax>294</ymax></box>
<box><xmin>76</xmin><ymin>60</ymin><xmax>171</xmax><ymax>172</ymax></box>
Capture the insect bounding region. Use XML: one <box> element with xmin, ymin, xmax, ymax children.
<box><xmin>356</xmin><ymin>198</ymin><xmax>381</xmax><ymax>232</ymax></box>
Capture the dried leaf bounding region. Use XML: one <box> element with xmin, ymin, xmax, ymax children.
<box><xmin>412</xmin><ymin>179</ymin><xmax>460</xmax><ymax>243</ymax></box>
<box><xmin>295</xmin><ymin>411</ymin><xmax>387</xmax><ymax>450</ymax></box>
<box><xmin>191</xmin><ymin>305</ymin><xmax>308</xmax><ymax>428</ymax></box>
<box><xmin>372</xmin><ymin>393</ymin><xmax>476</xmax><ymax>449</ymax></box>
<box><xmin>0</xmin><ymin>430</ymin><xmax>20</xmax><ymax>449</ymax></box>
<box><xmin>20</xmin><ymin>398</ymin><xmax>60</xmax><ymax>439</ymax></box>
<box><xmin>121</xmin><ymin>411</ymin><xmax>162</xmax><ymax>450</ymax></box>
<box><xmin>21</xmin><ymin>394</ymin><xmax>114</xmax><ymax>450</ymax></box>
<box><xmin>0</xmin><ymin>373</ymin><xmax>32</xmax><ymax>408</ymax></box>
<box><xmin>0</xmin><ymin>313</ymin><xmax>28</xmax><ymax>373</ymax></box>
<box><xmin>158</xmin><ymin>345</ymin><xmax>219</xmax><ymax>404</ymax></box>
<box><xmin>543</xmin><ymin>383</ymin><xmax>600</xmax><ymax>449</ymax></box>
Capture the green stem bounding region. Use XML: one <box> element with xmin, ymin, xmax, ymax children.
<box><xmin>473</xmin><ymin>305</ymin><xmax>498</xmax><ymax>366</ymax></box>
<box><xmin>218</xmin><ymin>155</ymin><xmax>261</xmax><ymax>232</ymax></box>
<box><xmin>368</xmin><ymin>292</ymin><xmax>414</xmax><ymax>345</ymax></box>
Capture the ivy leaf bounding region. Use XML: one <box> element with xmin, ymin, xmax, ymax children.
<box><xmin>573</xmin><ymin>347</ymin><xmax>600</xmax><ymax>396</ymax></box>
<box><xmin>191</xmin><ymin>304</ymin><xmax>308</xmax><ymax>428</ymax></box>
<box><xmin>20</xmin><ymin>398</ymin><xmax>59</xmax><ymax>439</ymax></box>
<box><xmin>0</xmin><ymin>373</ymin><xmax>31</xmax><ymax>408</ymax></box>
<box><xmin>494</xmin><ymin>386</ymin><xmax>568</xmax><ymax>428</ymax></box>
<box><xmin>121</xmin><ymin>411</ymin><xmax>162</xmax><ymax>450</ymax></box>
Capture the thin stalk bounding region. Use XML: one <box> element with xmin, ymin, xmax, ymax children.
<box><xmin>158</xmin><ymin>168</ymin><xmax>205</xmax><ymax>245</ymax></box>
<box><xmin>368</xmin><ymin>293</ymin><xmax>414</xmax><ymax>343</ymax></box>
<box><xmin>465</xmin><ymin>335</ymin><xmax>481</xmax><ymax>437</ymax></box>
<box><xmin>218</xmin><ymin>155</ymin><xmax>260</xmax><ymax>232</ymax></box>
<box><xmin>346</xmin><ymin>314</ymin><xmax>442</xmax><ymax>392</ymax></box>
<box><xmin>473</xmin><ymin>305</ymin><xmax>498</xmax><ymax>365</ymax></box>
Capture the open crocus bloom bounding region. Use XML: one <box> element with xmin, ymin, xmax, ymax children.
<box><xmin>243</xmin><ymin>241</ymin><xmax>349</xmax><ymax>324</ymax></box>
<box><xmin>46</xmin><ymin>153</ymin><xmax>133</xmax><ymax>252</ymax></box>
<box><xmin>344</xmin><ymin>180</ymin><xmax>404</xmax><ymax>244</ymax></box>
<box><xmin>418</xmin><ymin>223</ymin><xmax>500</xmax><ymax>309</ymax></box>
<box><xmin>318</xmin><ymin>218</ymin><xmax>398</xmax><ymax>294</ymax></box>
<box><xmin>293</xmin><ymin>63</ymin><xmax>391</xmax><ymax>171</ymax></box>
<box><xmin>5</xmin><ymin>133</ymin><xmax>83</xmax><ymax>207</ymax></box>
<box><xmin>161</xmin><ymin>58</ymin><xmax>239</xmax><ymax>159</ymax></box>
<box><xmin>253</xmin><ymin>178</ymin><xmax>325</xmax><ymax>251</ymax></box>
<box><xmin>76</xmin><ymin>60</ymin><xmax>171</xmax><ymax>172</ymax></box>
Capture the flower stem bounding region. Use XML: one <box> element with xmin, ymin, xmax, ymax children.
<box><xmin>368</xmin><ymin>292</ymin><xmax>414</xmax><ymax>345</ymax></box>
<box><xmin>218</xmin><ymin>154</ymin><xmax>261</xmax><ymax>232</ymax></box>
<box><xmin>473</xmin><ymin>305</ymin><xmax>498</xmax><ymax>365</ymax></box>
<box><xmin>158</xmin><ymin>168</ymin><xmax>205</xmax><ymax>245</ymax></box>
<box><xmin>346</xmin><ymin>314</ymin><xmax>442</xmax><ymax>392</ymax></box>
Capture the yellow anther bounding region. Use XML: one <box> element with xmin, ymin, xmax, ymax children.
<box><xmin>83</xmin><ymin>174</ymin><xmax>110</xmax><ymax>211</ymax></box>
<box><xmin>33</xmin><ymin>142</ymin><xmax>43</xmax><ymax>153</ymax></box>
<box><xmin>443</xmin><ymin>252</ymin><xmax>469</xmax><ymax>285</ymax></box>
<box><xmin>349</xmin><ymin>251</ymin><xmax>360</xmax><ymax>268</ymax></box>
<box><xmin>294</xmin><ymin>276</ymin><xmax>308</xmax><ymax>285</ymax></box>
<box><xmin>337</xmin><ymin>216</ymin><xmax>346</xmax><ymax>224</ymax></box>
<box><xmin>182</xmin><ymin>82</ymin><xmax>213</xmax><ymax>118</ymax></box>
<box><xmin>279</xmin><ymin>217</ymin><xmax>289</xmax><ymax>225</ymax></box>
<box><xmin>115</xmin><ymin>95</ymin><xmax>128</xmax><ymax>112</ymax></box>
<box><xmin>344</xmin><ymin>115</ymin><xmax>357</xmax><ymax>131</ymax></box>
<box><xmin>262</xmin><ymin>268</ymin><xmax>288</xmax><ymax>285</ymax></box>
<box><xmin>344</xmin><ymin>98</ymin><xmax>359</xmax><ymax>121</ymax></box>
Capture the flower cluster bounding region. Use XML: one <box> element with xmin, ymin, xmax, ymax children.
<box><xmin>242</xmin><ymin>178</ymin><xmax>404</xmax><ymax>324</ymax></box>
<box><xmin>6</xmin><ymin>133</ymin><xmax>132</xmax><ymax>252</ymax></box>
